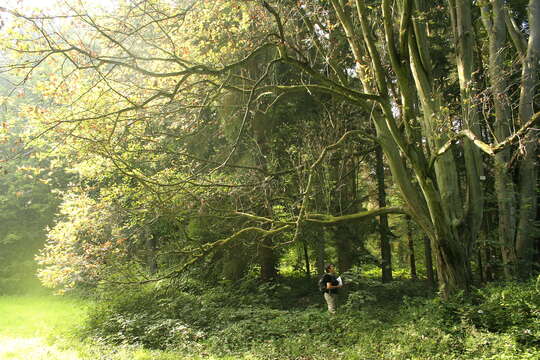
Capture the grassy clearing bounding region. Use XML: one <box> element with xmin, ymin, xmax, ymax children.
<box><xmin>0</xmin><ymin>295</ymin><xmax>84</xmax><ymax>360</ymax></box>
<box><xmin>0</xmin><ymin>295</ymin><xmax>209</xmax><ymax>360</ymax></box>
<box><xmin>0</xmin><ymin>295</ymin><xmax>85</xmax><ymax>338</ymax></box>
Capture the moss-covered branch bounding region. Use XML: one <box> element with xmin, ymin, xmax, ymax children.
<box><xmin>235</xmin><ymin>212</ymin><xmax>295</xmax><ymax>226</ymax></box>
<box><xmin>305</xmin><ymin>207</ymin><xmax>408</xmax><ymax>224</ymax></box>
<box><xmin>236</xmin><ymin>207</ymin><xmax>408</xmax><ymax>227</ymax></box>
<box><xmin>430</xmin><ymin>110</ymin><xmax>540</xmax><ymax>168</ymax></box>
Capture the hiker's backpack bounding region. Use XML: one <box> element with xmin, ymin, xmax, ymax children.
<box><xmin>318</xmin><ymin>275</ymin><xmax>327</xmax><ymax>292</ymax></box>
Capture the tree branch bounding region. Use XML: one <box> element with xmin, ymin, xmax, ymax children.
<box><xmin>430</xmin><ymin>111</ymin><xmax>540</xmax><ymax>168</ymax></box>
<box><xmin>305</xmin><ymin>207</ymin><xmax>408</xmax><ymax>224</ymax></box>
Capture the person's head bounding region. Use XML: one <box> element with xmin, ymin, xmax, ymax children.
<box><xmin>325</xmin><ymin>263</ymin><xmax>335</xmax><ymax>273</ymax></box>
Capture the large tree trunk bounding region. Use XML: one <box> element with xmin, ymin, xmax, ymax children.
<box><xmin>336</xmin><ymin>0</ymin><xmax>478</xmax><ymax>297</ymax></box>
<box><xmin>516</xmin><ymin>0</ymin><xmax>540</xmax><ymax>279</ymax></box>
<box><xmin>480</xmin><ymin>0</ymin><xmax>519</xmax><ymax>279</ymax></box>
<box><xmin>448</xmin><ymin>0</ymin><xmax>485</xmax><ymax>250</ymax></box>
<box><xmin>406</xmin><ymin>0</ymin><xmax>472</xmax><ymax>297</ymax></box>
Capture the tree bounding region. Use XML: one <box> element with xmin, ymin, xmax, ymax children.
<box><xmin>479</xmin><ymin>0</ymin><xmax>539</xmax><ymax>279</ymax></box>
<box><xmin>1</xmin><ymin>0</ymin><xmax>538</xmax><ymax>297</ymax></box>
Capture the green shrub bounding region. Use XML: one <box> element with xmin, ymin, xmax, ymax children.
<box><xmin>81</xmin><ymin>278</ymin><xmax>540</xmax><ymax>359</ymax></box>
<box><xmin>431</xmin><ymin>281</ymin><xmax>540</xmax><ymax>346</ymax></box>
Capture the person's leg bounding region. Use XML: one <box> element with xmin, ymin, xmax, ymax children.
<box><xmin>324</xmin><ymin>292</ymin><xmax>336</xmax><ymax>314</ymax></box>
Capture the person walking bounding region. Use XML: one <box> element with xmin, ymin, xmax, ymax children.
<box><xmin>321</xmin><ymin>263</ymin><xmax>342</xmax><ymax>314</ymax></box>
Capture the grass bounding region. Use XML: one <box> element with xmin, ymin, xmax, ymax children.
<box><xmin>0</xmin><ymin>293</ymin><xmax>275</xmax><ymax>360</ymax></box>
<box><xmin>0</xmin><ymin>295</ymin><xmax>86</xmax><ymax>338</ymax></box>
<box><xmin>0</xmin><ymin>294</ymin><xmax>84</xmax><ymax>360</ymax></box>
<box><xmin>0</xmin><ymin>294</ymin><xmax>216</xmax><ymax>360</ymax></box>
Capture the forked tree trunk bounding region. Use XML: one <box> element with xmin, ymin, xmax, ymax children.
<box><xmin>335</xmin><ymin>0</ymin><xmax>478</xmax><ymax>297</ymax></box>
<box><xmin>448</xmin><ymin>0</ymin><xmax>485</xmax><ymax>255</ymax></box>
<box><xmin>406</xmin><ymin>0</ymin><xmax>473</xmax><ymax>297</ymax></box>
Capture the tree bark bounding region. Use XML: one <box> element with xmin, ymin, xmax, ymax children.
<box><xmin>376</xmin><ymin>145</ymin><xmax>393</xmax><ymax>282</ymax></box>
<box><xmin>315</xmin><ymin>231</ymin><xmax>326</xmax><ymax>275</ymax></box>
<box><xmin>477</xmin><ymin>247</ymin><xmax>484</xmax><ymax>283</ymax></box>
<box><xmin>423</xmin><ymin>236</ymin><xmax>436</xmax><ymax>289</ymax></box>
<box><xmin>407</xmin><ymin>216</ymin><xmax>417</xmax><ymax>279</ymax></box>
<box><xmin>335</xmin><ymin>225</ymin><xmax>356</xmax><ymax>273</ymax></box>
<box><xmin>406</xmin><ymin>1</ymin><xmax>472</xmax><ymax>296</ymax></box>
<box><xmin>448</xmin><ymin>0</ymin><xmax>485</xmax><ymax>255</ymax></box>
<box><xmin>516</xmin><ymin>0</ymin><xmax>540</xmax><ymax>279</ymax></box>
<box><xmin>480</xmin><ymin>0</ymin><xmax>518</xmax><ymax>279</ymax></box>
<box><xmin>302</xmin><ymin>239</ymin><xmax>311</xmax><ymax>278</ymax></box>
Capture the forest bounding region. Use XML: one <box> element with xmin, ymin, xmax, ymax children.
<box><xmin>0</xmin><ymin>0</ymin><xmax>538</xmax><ymax>359</ymax></box>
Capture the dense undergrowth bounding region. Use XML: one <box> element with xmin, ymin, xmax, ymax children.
<box><xmin>81</xmin><ymin>274</ymin><xmax>540</xmax><ymax>360</ymax></box>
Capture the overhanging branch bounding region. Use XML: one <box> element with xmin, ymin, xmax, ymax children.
<box><xmin>236</xmin><ymin>207</ymin><xmax>408</xmax><ymax>226</ymax></box>
<box><xmin>305</xmin><ymin>207</ymin><xmax>408</xmax><ymax>224</ymax></box>
<box><xmin>430</xmin><ymin>111</ymin><xmax>540</xmax><ymax>169</ymax></box>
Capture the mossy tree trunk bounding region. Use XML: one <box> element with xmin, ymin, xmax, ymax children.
<box><xmin>515</xmin><ymin>0</ymin><xmax>540</xmax><ymax>279</ymax></box>
<box><xmin>480</xmin><ymin>0</ymin><xmax>518</xmax><ymax>279</ymax></box>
